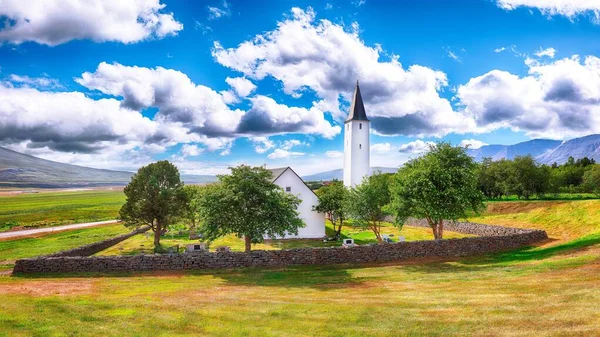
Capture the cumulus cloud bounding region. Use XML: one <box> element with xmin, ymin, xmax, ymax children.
<box><xmin>267</xmin><ymin>149</ymin><xmax>305</xmax><ymax>159</ymax></box>
<box><xmin>397</xmin><ymin>140</ymin><xmax>435</xmax><ymax>154</ymax></box>
<box><xmin>535</xmin><ymin>47</ymin><xmax>556</xmax><ymax>58</ymax></box>
<box><xmin>212</xmin><ymin>7</ymin><xmax>472</xmax><ymax>137</ymax></box>
<box><xmin>237</xmin><ymin>95</ymin><xmax>340</xmax><ymax>138</ymax></box>
<box><xmin>459</xmin><ymin>139</ymin><xmax>488</xmax><ymax>149</ymax></box>
<box><xmin>181</xmin><ymin>144</ymin><xmax>203</xmax><ymax>157</ymax></box>
<box><xmin>457</xmin><ymin>55</ymin><xmax>600</xmax><ymax>138</ymax></box>
<box><xmin>0</xmin><ymin>0</ymin><xmax>182</xmax><ymax>46</ymax></box>
<box><xmin>496</xmin><ymin>0</ymin><xmax>600</xmax><ymax>22</ymax></box>
<box><xmin>370</xmin><ymin>142</ymin><xmax>395</xmax><ymax>153</ymax></box>
<box><xmin>225</xmin><ymin>77</ymin><xmax>256</xmax><ymax>97</ymax></box>
<box><xmin>250</xmin><ymin>137</ymin><xmax>275</xmax><ymax>154</ymax></box>
<box><xmin>0</xmin><ymin>84</ymin><xmax>157</xmax><ymax>154</ymax></box>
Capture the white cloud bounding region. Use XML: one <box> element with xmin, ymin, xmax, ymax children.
<box><xmin>181</xmin><ymin>144</ymin><xmax>203</xmax><ymax>157</ymax></box>
<box><xmin>267</xmin><ymin>149</ymin><xmax>305</xmax><ymax>159</ymax></box>
<box><xmin>225</xmin><ymin>76</ymin><xmax>256</xmax><ymax>97</ymax></box>
<box><xmin>0</xmin><ymin>84</ymin><xmax>159</xmax><ymax>160</ymax></box>
<box><xmin>212</xmin><ymin>7</ymin><xmax>473</xmax><ymax>137</ymax></box>
<box><xmin>280</xmin><ymin>139</ymin><xmax>308</xmax><ymax>151</ymax></box>
<box><xmin>445</xmin><ymin>47</ymin><xmax>462</xmax><ymax>62</ymax></box>
<box><xmin>7</xmin><ymin>74</ymin><xmax>61</xmax><ymax>88</ymax></box>
<box><xmin>397</xmin><ymin>140</ymin><xmax>435</xmax><ymax>154</ymax></box>
<box><xmin>459</xmin><ymin>139</ymin><xmax>488</xmax><ymax>149</ymax></box>
<box><xmin>352</xmin><ymin>0</ymin><xmax>366</xmax><ymax>7</ymax></box>
<box><xmin>250</xmin><ymin>137</ymin><xmax>275</xmax><ymax>154</ymax></box>
<box><xmin>494</xmin><ymin>47</ymin><xmax>507</xmax><ymax>53</ymax></box>
<box><xmin>370</xmin><ymin>142</ymin><xmax>395</xmax><ymax>153</ymax></box>
<box><xmin>0</xmin><ymin>0</ymin><xmax>183</xmax><ymax>46</ymax></box>
<box><xmin>325</xmin><ymin>150</ymin><xmax>343</xmax><ymax>158</ymax></box>
<box><xmin>457</xmin><ymin>55</ymin><xmax>600</xmax><ymax>139</ymax></box>
<box><xmin>535</xmin><ymin>47</ymin><xmax>556</xmax><ymax>58</ymax></box>
<box><xmin>208</xmin><ymin>1</ymin><xmax>231</xmax><ymax>20</ymax></box>
<box><xmin>496</xmin><ymin>0</ymin><xmax>600</xmax><ymax>22</ymax></box>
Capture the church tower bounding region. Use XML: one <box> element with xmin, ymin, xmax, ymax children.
<box><xmin>343</xmin><ymin>81</ymin><xmax>370</xmax><ymax>187</ymax></box>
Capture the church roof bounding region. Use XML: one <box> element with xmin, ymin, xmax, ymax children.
<box><xmin>268</xmin><ymin>167</ymin><xmax>289</xmax><ymax>182</ymax></box>
<box><xmin>345</xmin><ymin>81</ymin><xmax>369</xmax><ymax>123</ymax></box>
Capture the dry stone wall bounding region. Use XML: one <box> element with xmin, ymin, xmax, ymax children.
<box><xmin>13</xmin><ymin>222</ymin><xmax>547</xmax><ymax>274</ymax></box>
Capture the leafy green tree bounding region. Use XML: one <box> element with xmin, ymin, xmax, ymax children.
<box><xmin>183</xmin><ymin>185</ymin><xmax>206</xmax><ymax>231</ymax></box>
<box><xmin>119</xmin><ymin>161</ymin><xmax>187</xmax><ymax>249</ymax></box>
<box><xmin>197</xmin><ymin>165</ymin><xmax>304</xmax><ymax>252</ymax></box>
<box><xmin>344</xmin><ymin>172</ymin><xmax>391</xmax><ymax>243</ymax></box>
<box><xmin>583</xmin><ymin>165</ymin><xmax>600</xmax><ymax>197</ymax></box>
<box><xmin>509</xmin><ymin>156</ymin><xmax>550</xmax><ymax>199</ymax></box>
<box><xmin>390</xmin><ymin>143</ymin><xmax>484</xmax><ymax>240</ymax></box>
<box><xmin>314</xmin><ymin>180</ymin><xmax>348</xmax><ymax>239</ymax></box>
<box><xmin>477</xmin><ymin>158</ymin><xmax>505</xmax><ymax>199</ymax></box>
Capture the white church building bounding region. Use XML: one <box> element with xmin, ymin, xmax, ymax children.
<box><xmin>270</xmin><ymin>81</ymin><xmax>371</xmax><ymax>238</ymax></box>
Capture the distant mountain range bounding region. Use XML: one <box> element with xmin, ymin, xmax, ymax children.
<box><xmin>302</xmin><ymin>167</ymin><xmax>398</xmax><ymax>181</ymax></box>
<box><xmin>467</xmin><ymin>134</ymin><xmax>600</xmax><ymax>164</ymax></box>
<box><xmin>0</xmin><ymin>147</ymin><xmax>215</xmax><ymax>188</ymax></box>
<box><xmin>2</xmin><ymin>134</ymin><xmax>599</xmax><ymax>186</ymax></box>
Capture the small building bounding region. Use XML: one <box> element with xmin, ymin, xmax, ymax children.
<box><xmin>269</xmin><ymin>167</ymin><xmax>326</xmax><ymax>238</ymax></box>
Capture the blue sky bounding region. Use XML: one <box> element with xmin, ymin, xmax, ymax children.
<box><xmin>1</xmin><ymin>0</ymin><xmax>600</xmax><ymax>175</ymax></box>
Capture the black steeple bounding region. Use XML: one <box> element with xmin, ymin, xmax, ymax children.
<box><xmin>345</xmin><ymin>80</ymin><xmax>369</xmax><ymax>123</ymax></box>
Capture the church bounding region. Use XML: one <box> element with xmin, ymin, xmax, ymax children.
<box><xmin>271</xmin><ymin>81</ymin><xmax>370</xmax><ymax>238</ymax></box>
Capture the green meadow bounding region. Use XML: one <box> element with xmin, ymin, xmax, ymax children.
<box><xmin>0</xmin><ymin>189</ymin><xmax>125</xmax><ymax>232</ymax></box>
<box><xmin>0</xmin><ymin>199</ymin><xmax>598</xmax><ymax>336</ymax></box>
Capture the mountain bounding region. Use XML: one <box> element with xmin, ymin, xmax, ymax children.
<box><xmin>302</xmin><ymin>166</ymin><xmax>397</xmax><ymax>181</ymax></box>
<box><xmin>0</xmin><ymin>147</ymin><xmax>215</xmax><ymax>188</ymax></box>
<box><xmin>468</xmin><ymin>135</ymin><xmax>600</xmax><ymax>164</ymax></box>
<box><xmin>468</xmin><ymin>139</ymin><xmax>561</xmax><ymax>162</ymax></box>
<box><xmin>536</xmin><ymin>134</ymin><xmax>600</xmax><ymax>164</ymax></box>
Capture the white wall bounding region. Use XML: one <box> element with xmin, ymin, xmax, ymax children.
<box><xmin>343</xmin><ymin>120</ymin><xmax>370</xmax><ymax>187</ymax></box>
<box><xmin>273</xmin><ymin>168</ymin><xmax>326</xmax><ymax>238</ymax></box>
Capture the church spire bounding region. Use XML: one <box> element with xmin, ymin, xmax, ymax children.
<box><xmin>345</xmin><ymin>80</ymin><xmax>369</xmax><ymax>123</ymax></box>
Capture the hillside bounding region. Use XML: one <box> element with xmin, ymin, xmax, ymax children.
<box><xmin>302</xmin><ymin>166</ymin><xmax>397</xmax><ymax>181</ymax></box>
<box><xmin>0</xmin><ymin>147</ymin><xmax>215</xmax><ymax>188</ymax></box>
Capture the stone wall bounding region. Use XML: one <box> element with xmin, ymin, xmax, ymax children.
<box><xmin>44</xmin><ymin>226</ymin><xmax>150</xmax><ymax>258</ymax></box>
<box><xmin>13</xmin><ymin>222</ymin><xmax>547</xmax><ymax>274</ymax></box>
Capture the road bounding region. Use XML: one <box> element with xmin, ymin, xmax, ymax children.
<box><xmin>0</xmin><ymin>220</ymin><xmax>119</xmax><ymax>240</ymax></box>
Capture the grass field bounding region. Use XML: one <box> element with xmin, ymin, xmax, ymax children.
<box><xmin>0</xmin><ymin>200</ymin><xmax>598</xmax><ymax>336</ymax></box>
<box><xmin>98</xmin><ymin>221</ymin><xmax>471</xmax><ymax>255</ymax></box>
<box><xmin>0</xmin><ymin>224</ymin><xmax>128</xmax><ymax>272</ymax></box>
<box><xmin>0</xmin><ymin>189</ymin><xmax>125</xmax><ymax>232</ymax></box>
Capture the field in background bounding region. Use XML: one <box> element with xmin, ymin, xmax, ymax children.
<box><xmin>0</xmin><ymin>224</ymin><xmax>128</xmax><ymax>272</ymax></box>
<box><xmin>0</xmin><ymin>189</ymin><xmax>125</xmax><ymax>232</ymax></box>
<box><xmin>98</xmin><ymin>221</ymin><xmax>471</xmax><ymax>255</ymax></box>
<box><xmin>0</xmin><ymin>200</ymin><xmax>598</xmax><ymax>336</ymax></box>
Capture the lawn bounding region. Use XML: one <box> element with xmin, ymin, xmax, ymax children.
<box><xmin>0</xmin><ymin>200</ymin><xmax>599</xmax><ymax>336</ymax></box>
<box><xmin>0</xmin><ymin>224</ymin><xmax>128</xmax><ymax>272</ymax></box>
<box><xmin>0</xmin><ymin>189</ymin><xmax>125</xmax><ymax>232</ymax></box>
<box><xmin>97</xmin><ymin>221</ymin><xmax>471</xmax><ymax>255</ymax></box>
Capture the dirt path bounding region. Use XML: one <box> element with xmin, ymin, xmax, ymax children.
<box><xmin>0</xmin><ymin>220</ymin><xmax>119</xmax><ymax>240</ymax></box>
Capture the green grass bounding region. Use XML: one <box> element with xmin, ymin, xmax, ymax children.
<box><xmin>486</xmin><ymin>192</ymin><xmax>598</xmax><ymax>201</ymax></box>
<box><xmin>0</xmin><ymin>190</ymin><xmax>125</xmax><ymax>232</ymax></box>
<box><xmin>0</xmin><ymin>224</ymin><xmax>128</xmax><ymax>271</ymax></box>
<box><xmin>0</xmin><ymin>200</ymin><xmax>599</xmax><ymax>336</ymax></box>
<box><xmin>98</xmin><ymin>221</ymin><xmax>471</xmax><ymax>255</ymax></box>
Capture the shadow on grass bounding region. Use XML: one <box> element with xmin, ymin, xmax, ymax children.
<box><xmin>13</xmin><ymin>264</ymin><xmax>367</xmax><ymax>290</ymax></box>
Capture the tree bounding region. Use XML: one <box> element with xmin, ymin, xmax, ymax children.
<box><xmin>119</xmin><ymin>161</ymin><xmax>187</xmax><ymax>249</ymax></box>
<box><xmin>390</xmin><ymin>143</ymin><xmax>484</xmax><ymax>240</ymax></box>
<box><xmin>183</xmin><ymin>185</ymin><xmax>206</xmax><ymax>231</ymax></box>
<box><xmin>583</xmin><ymin>165</ymin><xmax>600</xmax><ymax>197</ymax></box>
<box><xmin>509</xmin><ymin>156</ymin><xmax>550</xmax><ymax>199</ymax></box>
<box><xmin>314</xmin><ymin>180</ymin><xmax>348</xmax><ymax>239</ymax></box>
<box><xmin>344</xmin><ymin>172</ymin><xmax>391</xmax><ymax>243</ymax></box>
<box><xmin>197</xmin><ymin>165</ymin><xmax>304</xmax><ymax>252</ymax></box>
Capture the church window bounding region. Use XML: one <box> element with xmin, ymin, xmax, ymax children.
<box><xmin>285</xmin><ymin>186</ymin><xmax>291</xmax><ymax>192</ymax></box>
<box><xmin>359</xmin><ymin>144</ymin><xmax>362</xmax><ymax>149</ymax></box>
<box><xmin>359</xmin><ymin>123</ymin><xmax>362</xmax><ymax>129</ymax></box>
